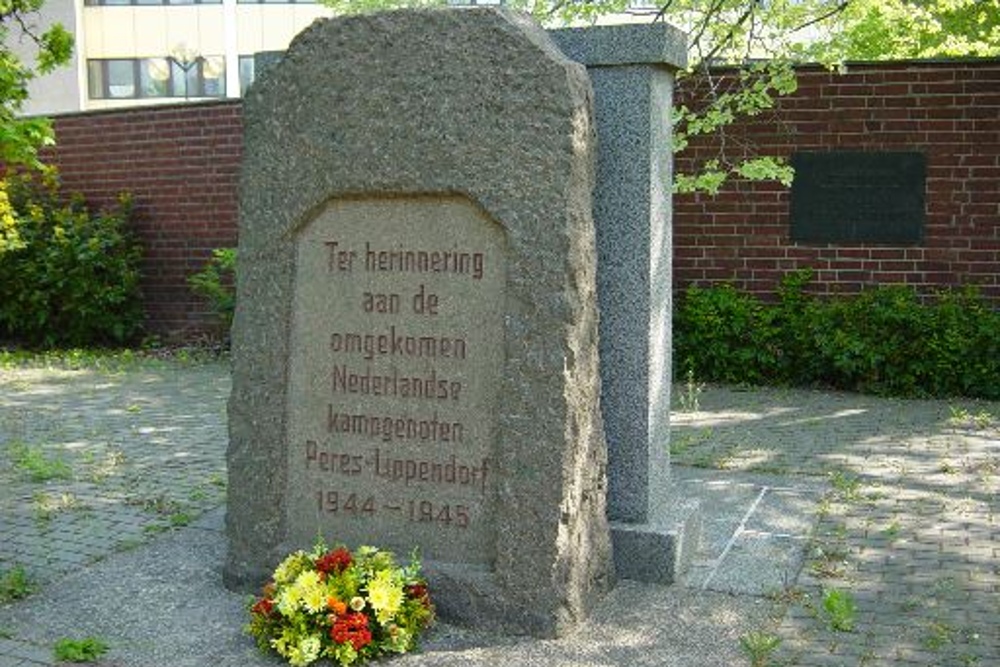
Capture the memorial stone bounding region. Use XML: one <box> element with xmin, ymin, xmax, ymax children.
<box><xmin>225</xmin><ymin>8</ymin><xmax>612</xmax><ymax>637</ymax></box>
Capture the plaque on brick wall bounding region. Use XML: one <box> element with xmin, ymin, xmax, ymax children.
<box><xmin>790</xmin><ymin>151</ymin><xmax>926</xmax><ymax>244</ymax></box>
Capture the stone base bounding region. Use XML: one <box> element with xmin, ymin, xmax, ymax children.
<box><xmin>611</xmin><ymin>499</ymin><xmax>701</xmax><ymax>584</ymax></box>
<box><xmin>423</xmin><ymin>562</ymin><xmax>588</xmax><ymax>638</ymax></box>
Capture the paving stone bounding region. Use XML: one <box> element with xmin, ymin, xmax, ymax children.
<box><xmin>0</xmin><ymin>640</ymin><xmax>49</xmax><ymax>666</ymax></box>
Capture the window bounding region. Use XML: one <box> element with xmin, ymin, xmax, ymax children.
<box><xmin>85</xmin><ymin>0</ymin><xmax>221</xmax><ymax>5</ymax></box>
<box><xmin>789</xmin><ymin>152</ymin><xmax>926</xmax><ymax>244</ymax></box>
<box><xmin>87</xmin><ymin>57</ymin><xmax>226</xmax><ymax>100</ymax></box>
<box><xmin>239</xmin><ymin>55</ymin><xmax>255</xmax><ymax>96</ymax></box>
<box><xmin>107</xmin><ymin>60</ymin><xmax>136</xmax><ymax>97</ymax></box>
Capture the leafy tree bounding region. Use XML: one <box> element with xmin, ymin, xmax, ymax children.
<box><xmin>0</xmin><ymin>0</ymin><xmax>73</xmax><ymax>169</ymax></box>
<box><xmin>1</xmin><ymin>0</ymin><xmax>73</xmax><ymax>254</ymax></box>
<box><xmin>805</xmin><ymin>0</ymin><xmax>1000</xmax><ymax>61</ymax></box>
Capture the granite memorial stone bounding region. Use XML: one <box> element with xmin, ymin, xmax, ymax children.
<box><xmin>225</xmin><ymin>8</ymin><xmax>612</xmax><ymax>637</ymax></box>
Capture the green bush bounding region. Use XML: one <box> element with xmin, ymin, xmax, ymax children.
<box><xmin>674</xmin><ymin>270</ymin><xmax>1000</xmax><ymax>400</ymax></box>
<box><xmin>0</xmin><ymin>172</ymin><xmax>143</xmax><ymax>348</ymax></box>
<box><xmin>187</xmin><ymin>247</ymin><xmax>236</xmax><ymax>336</ymax></box>
<box><xmin>672</xmin><ymin>283</ymin><xmax>782</xmax><ymax>386</ymax></box>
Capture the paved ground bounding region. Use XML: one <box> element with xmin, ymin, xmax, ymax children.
<box><xmin>0</xmin><ymin>358</ymin><xmax>996</xmax><ymax>666</ymax></box>
<box><xmin>673</xmin><ymin>385</ymin><xmax>999</xmax><ymax>666</ymax></box>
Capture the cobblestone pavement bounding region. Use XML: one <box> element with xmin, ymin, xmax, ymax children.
<box><xmin>1</xmin><ymin>361</ymin><xmax>997</xmax><ymax>666</ymax></box>
<box><xmin>0</xmin><ymin>357</ymin><xmax>230</xmax><ymax>593</ymax></box>
<box><xmin>673</xmin><ymin>386</ymin><xmax>999</xmax><ymax>666</ymax></box>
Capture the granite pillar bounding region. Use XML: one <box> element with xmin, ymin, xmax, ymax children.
<box><xmin>551</xmin><ymin>23</ymin><xmax>700</xmax><ymax>584</ymax></box>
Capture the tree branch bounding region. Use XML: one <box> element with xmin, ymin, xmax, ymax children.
<box><xmin>700</xmin><ymin>1</ymin><xmax>758</xmax><ymax>65</ymax></box>
<box><xmin>653</xmin><ymin>0</ymin><xmax>677</xmax><ymax>23</ymax></box>
<box><xmin>791</xmin><ymin>1</ymin><xmax>850</xmax><ymax>34</ymax></box>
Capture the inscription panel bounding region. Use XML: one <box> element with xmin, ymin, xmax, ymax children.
<box><xmin>285</xmin><ymin>197</ymin><xmax>505</xmax><ymax>565</ymax></box>
<box><xmin>790</xmin><ymin>151</ymin><xmax>926</xmax><ymax>244</ymax></box>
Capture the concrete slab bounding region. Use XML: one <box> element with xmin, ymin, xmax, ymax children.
<box><xmin>672</xmin><ymin>467</ymin><xmax>827</xmax><ymax>595</ymax></box>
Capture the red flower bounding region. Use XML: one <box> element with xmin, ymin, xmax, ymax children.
<box><xmin>316</xmin><ymin>547</ymin><xmax>353</xmax><ymax>574</ymax></box>
<box><xmin>407</xmin><ymin>583</ymin><xmax>431</xmax><ymax>608</ymax></box>
<box><xmin>251</xmin><ymin>597</ymin><xmax>275</xmax><ymax>617</ymax></box>
<box><xmin>330</xmin><ymin>611</ymin><xmax>372</xmax><ymax>651</ymax></box>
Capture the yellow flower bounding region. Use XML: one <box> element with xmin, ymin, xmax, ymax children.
<box><xmin>274</xmin><ymin>550</ymin><xmax>308</xmax><ymax>585</ymax></box>
<box><xmin>301</xmin><ymin>585</ymin><xmax>326</xmax><ymax>614</ymax></box>
<box><xmin>289</xmin><ymin>570</ymin><xmax>325</xmax><ymax>613</ymax></box>
<box><xmin>367</xmin><ymin>569</ymin><xmax>404</xmax><ymax>624</ymax></box>
<box><xmin>293</xmin><ymin>569</ymin><xmax>321</xmax><ymax>593</ymax></box>
<box><xmin>276</xmin><ymin>588</ymin><xmax>300</xmax><ymax>617</ymax></box>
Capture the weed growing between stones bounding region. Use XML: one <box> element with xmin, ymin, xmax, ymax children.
<box><xmin>7</xmin><ymin>441</ymin><xmax>72</xmax><ymax>482</ymax></box>
<box><xmin>169</xmin><ymin>511</ymin><xmax>193</xmax><ymax>527</ymax></box>
<box><xmin>32</xmin><ymin>491</ymin><xmax>82</xmax><ymax>522</ymax></box>
<box><xmin>827</xmin><ymin>471</ymin><xmax>863</xmax><ymax>502</ymax></box>
<box><xmin>668</xmin><ymin>427</ymin><xmax>714</xmax><ymax>460</ymax></box>
<box><xmin>0</xmin><ymin>564</ymin><xmax>35</xmax><ymax>602</ymax></box>
<box><xmin>822</xmin><ymin>588</ymin><xmax>857</xmax><ymax>632</ymax></box>
<box><xmin>85</xmin><ymin>447</ymin><xmax>126</xmax><ymax>484</ymax></box>
<box><xmin>53</xmin><ymin>636</ymin><xmax>109</xmax><ymax>663</ymax></box>
<box><xmin>739</xmin><ymin>630</ymin><xmax>782</xmax><ymax>666</ymax></box>
<box><xmin>677</xmin><ymin>367</ymin><xmax>705</xmax><ymax>412</ymax></box>
<box><xmin>947</xmin><ymin>406</ymin><xmax>996</xmax><ymax>431</ymax></box>
<box><xmin>922</xmin><ymin>619</ymin><xmax>958</xmax><ymax>650</ymax></box>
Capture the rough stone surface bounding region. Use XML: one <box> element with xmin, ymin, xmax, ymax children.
<box><xmin>226</xmin><ymin>8</ymin><xmax>612</xmax><ymax>637</ymax></box>
<box><xmin>551</xmin><ymin>24</ymin><xmax>691</xmax><ymax>583</ymax></box>
<box><xmin>552</xmin><ymin>22</ymin><xmax>687</xmax><ymax>68</ymax></box>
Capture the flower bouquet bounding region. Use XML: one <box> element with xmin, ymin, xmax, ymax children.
<box><xmin>246</xmin><ymin>541</ymin><xmax>434</xmax><ymax>666</ymax></box>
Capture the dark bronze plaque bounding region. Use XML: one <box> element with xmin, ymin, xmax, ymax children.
<box><xmin>790</xmin><ymin>152</ymin><xmax>926</xmax><ymax>244</ymax></box>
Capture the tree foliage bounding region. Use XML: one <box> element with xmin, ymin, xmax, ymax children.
<box><xmin>1</xmin><ymin>0</ymin><xmax>74</xmax><ymax>169</ymax></box>
<box><xmin>1</xmin><ymin>0</ymin><xmax>74</xmax><ymax>257</ymax></box>
<box><xmin>806</xmin><ymin>0</ymin><xmax>1000</xmax><ymax>61</ymax></box>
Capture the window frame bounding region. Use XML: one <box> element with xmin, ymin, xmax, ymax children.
<box><xmin>87</xmin><ymin>56</ymin><xmax>227</xmax><ymax>100</ymax></box>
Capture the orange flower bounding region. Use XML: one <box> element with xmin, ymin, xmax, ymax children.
<box><xmin>327</xmin><ymin>596</ymin><xmax>347</xmax><ymax>616</ymax></box>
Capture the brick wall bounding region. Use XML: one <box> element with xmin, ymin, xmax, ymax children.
<box><xmin>43</xmin><ymin>100</ymin><xmax>243</xmax><ymax>341</ymax></box>
<box><xmin>38</xmin><ymin>60</ymin><xmax>998</xmax><ymax>339</ymax></box>
<box><xmin>674</xmin><ymin>59</ymin><xmax>1000</xmax><ymax>304</ymax></box>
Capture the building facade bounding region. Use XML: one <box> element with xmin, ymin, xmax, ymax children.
<box><xmin>18</xmin><ymin>0</ymin><xmax>333</xmax><ymax>115</ymax></box>
<box><xmin>16</xmin><ymin>0</ymin><xmax>666</xmax><ymax>115</ymax></box>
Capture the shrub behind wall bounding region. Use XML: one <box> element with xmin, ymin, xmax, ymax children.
<box><xmin>674</xmin><ymin>270</ymin><xmax>1000</xmax><ymax>400</ymax></box>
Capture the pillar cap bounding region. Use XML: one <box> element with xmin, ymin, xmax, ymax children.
<box><xmin>551</xmin><ymin>23</ymin><xmax>688</xmax><ymax>70</ymax></box>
